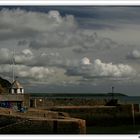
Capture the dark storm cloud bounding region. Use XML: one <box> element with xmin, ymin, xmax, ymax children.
<box><xmin>18</xmin><ymin>40</ymin><xmax>28</xmax><ymax>46</ymax></box>
<box><xmin>73</xmin><ymin>35</ymin><xmax>119</xmax><ymax>53</ymax></box>
<box><xmin>1</xmin><ymin>6</ymin><xmax>140</xmax><ymax>30</ymax></box>
<box><xmin>78</xmin><ymin>22</ymin><xmax>118</xmax><ymax>30</ymax></box>
<box><xmin>0</xmin><ymin>28</ymin><xmax>38</xmax><ymax>41</ymax></box>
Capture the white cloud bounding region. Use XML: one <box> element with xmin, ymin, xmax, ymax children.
<box><xmin>0</xmin><ymin>8</ymin><xmax>120</xmax><ymax>52</ymax></box>
<box><xmin>15</xmin><ymin>49</ymin><xmax>34</xmax><ymax>64</ymax></box>
<box><xmin>0</xmin><ymin>47</ymin><xmax>34</xmax><ymax>65</ymax></box>
<box><xmin>92</xmin><ymin>59</ymin><xmax>134</xmax><ymax>77</ymax></box>
<box><xmin>127</xmin><ymin>49</ymin><xmax>140</xmax><ymax>59</ymax></box>
<box><xmin>0</xmin><ymin>64</ymin><xmax>54</xmax><ymax>81</ymax></box>
<box><xmin>0</xmin><ymin>48</ymin><xmax>12</xmax><ymax>63</ymax></box>
<box><xmin>0</xmin><ymin>8</ymin><xmax>139</xmax><ymax>87</ymax></box>
<box><xmin>0</xmin><ymin>8</ymin><xmax>77</xmax><ymax>41</ymax></box>
<box><xmin>66</xmin><ymin>58</ymin><xmax>135</xmax><ymax>79</ymax></box>
<box><xmin>18</xmin><ymin>66</ymin><xmax>53</xmax><ymax>80</ymax></box>
<box><xmin>0</xmin><ymin>63</ymin><xmax>81</xmax><ymax>85</ymax></box>
<box><xmin>80</xmin><ymin>57</ymin><xmax>91</xmax><ymax>65</ymax></box>
<box><xmin>0</xmin><ymin>64</ymin><xmax>12</xmax><ymax>74</ymax></box>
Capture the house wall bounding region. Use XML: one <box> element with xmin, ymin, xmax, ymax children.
<box><xmin>11</xmin><ymin>88</ymin><xmax>24</xmax><ymax>94</ymax></box>
<box><xmin>23</xmin><ymin>94</ymin><xmax>30</xmax><ymax>107</ymax></box>
<box><xmin>0</xmin><ymin>101</ymin><xmax>22</xmax><ymax>109</ymax></box>
<box><xmin>0</xmin><ymin>94</ymin><xmax>30</xmax><ymax>109</ymax></box>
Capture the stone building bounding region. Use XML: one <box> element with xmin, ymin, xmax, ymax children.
<box><xmin>0</xmin><ymin>80</ymin><xmax>30</xmax><ymax>110</ymax></box>
<box><xmin>9</xmin><ymin>80</ymin><xmax>24</xmax><ymax>94</ymax></box>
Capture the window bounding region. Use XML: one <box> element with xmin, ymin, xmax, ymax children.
<box><xmin>20</xmin><ymin>88</ymin><xmax>23</xmax><ymax>93</ymax></box>
<box><xmin>14</xmin><ymin>88</ymin><xmax>17</xmax><ymax>93</ymax></box>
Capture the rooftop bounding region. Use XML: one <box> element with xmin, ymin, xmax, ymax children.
<box><xmin>11</xmin><ymin>80</ymin><xmax>23</xmax><ymax>89</ymax></box>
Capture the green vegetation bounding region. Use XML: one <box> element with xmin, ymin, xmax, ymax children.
<box><xmin>107</xmin><ymin>93</ymin><xmax>127</xmax><ymax>97</ymax></box>
<box><xmin>0</xmin><ymin>77</ymin><xmax>11</xmax><ymax>94</ymax></box>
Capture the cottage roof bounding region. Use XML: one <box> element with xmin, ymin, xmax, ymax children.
<box><xmin>11</xmin><ymin>80</ymin><xmax>23</xmax><ymax>89</ymax></box>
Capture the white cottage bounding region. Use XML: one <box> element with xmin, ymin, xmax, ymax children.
<box><xmin>10</xmin><ymin>80</ymin><xmax>24</xmax><ymax>94</ymax></box>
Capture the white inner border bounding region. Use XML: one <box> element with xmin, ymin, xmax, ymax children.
<box><xmin>0</xmin><ymin>1</ymin><xmax>140</xmax><ymax>5</ymax></box>
<box><xmin>0</xmin><ymin>134</ymin><xmax>140</xmax><ymax>139</ymax></box>
<box><xmin>0</xmin><ymin>1</ymin><xmax>140</xmax><ymax>139</ymax></box>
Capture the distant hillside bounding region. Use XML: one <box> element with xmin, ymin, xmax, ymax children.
<box><xmin>0</xmin><ymin>77</ymin><xmax>11</xmax><ymax>94</ymax></box>
<box><xmin>107</xmin><ymin>93</ymin><xmax>127</xmax><ymax>97</ymax></box>
<box><xmin>30</xmin><ymin>92</ymin><xmax>127</xmax><ymax>98</ymax></box>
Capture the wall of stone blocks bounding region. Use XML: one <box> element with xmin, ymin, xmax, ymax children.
<box><xmin>50</xmin><ymin>105</ymin><xmax>138</xmax><ymax>126</ymax></box>
<box><xmin>0</xmin><ymin>114</ymin><xmax>86</xmax><ymax>134</ymax></box>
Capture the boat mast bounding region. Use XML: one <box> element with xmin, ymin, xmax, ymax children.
<box><xmin>12</xmin><ymin>48</ymin><xmax>15</xmax><ymax>83</ymax></box>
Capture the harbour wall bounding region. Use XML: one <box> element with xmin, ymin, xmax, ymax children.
<box><xmin>30</xmin><ymin>97</ymin><xmax>106</xmax><ymax>108</ymax></box>
<box><xmin>30</xmin><ymin>97</ymin><xmax>140</xmax><ymax>127</ymax></box>
<box><xmin>0</xmin><ymin>108</ymin><xmax>86</xmax><ymax>134</ymax></box>
<box><xmin>31</xmin><ymin>97</ymin><xmax>140</xmax><ymax>109</ymax></box>
<box><xmin>49</xmin><ymin>104</ymin><xmax>140</xmax><ymax>126</ymax></box>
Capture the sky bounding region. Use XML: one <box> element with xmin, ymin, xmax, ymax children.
<box><xmin>0</xmin><ymin>6</ymin><xmax>140</xmax><ymax>95</ymax></box>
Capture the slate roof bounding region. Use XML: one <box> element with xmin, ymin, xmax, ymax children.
<box><xmin>11</xmin><ymin>80</ymin><xmax>23</xmax><ymax>89</ymax></box>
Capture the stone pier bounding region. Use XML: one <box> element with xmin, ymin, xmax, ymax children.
<box><xmin>0</xmin><ymin>108</ymin><xmax>86</xmax><ymax>134</ymax></box>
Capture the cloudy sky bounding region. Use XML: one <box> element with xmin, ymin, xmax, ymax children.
<box><xmin>0</xmin><ymin>6</ymin><xmax>140</xmax><ymax>95</ymax></box>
